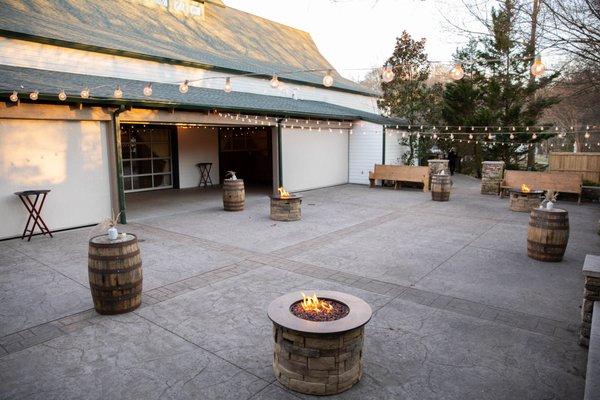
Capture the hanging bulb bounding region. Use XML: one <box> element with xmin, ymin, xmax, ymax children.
<box><xmin>510</xmin><ymin>133</ymin><xmax>515</xmax><ymax>140</ymax></box>
<box><xmin>530</xmin><ymin>55</ymin><xmax>546</xmax><ymax>77</ymax></box>
<box><xmin>469</xmin><ymin>133</ymin><xmax>473</xmax><ymax>140</ymax></box>
<box><xmin>58</xmin><ymin>89</ymin><xmax>67</xmax><ymax>101</ymax></box>
<box><xmin>401</xmin><ymin>132</ymin><xmax>406</xmax><ymax>138</ymax></box>
<box><xmin>113</xmin><ymin>85</ymin><xmax>123</xmax><ymax>99</ymax></box>
<box><xmin>80</xmin><ymin>87</ymin><xmax>90</xmax><ymax>99</ymax></box>
<box><xmin>416</xmin><ymin>132</ymin><xmax>421</xmax><ymax>139</ymax></box>
<box><xmin>449</xmin><ymin>63</ymin><xmax>464</xmax><ymax>80</ymax></box>
<box><xmin>532</xmin><ymin>133</ymin><xmax>537</xmax><ymax>139</ymax></box>
<box><xmin>143</xmin><ymin>83</ymin><xmax>153</xmax><ymax>96</ymax></box>
<box><xmin>224</xmin><ymin>77</ymin><xmax>232</xmax><ymax>93</ymax></box>
<box><xmin>29</xmin><ymin>91</ymin><xmax>39</xmax><ymax>101</ymax></box>
<box><xmin>488</xmin><ymin>133</ymin><xmax>493</xmax><ymax>140</ymax></box>
<box><xmin>323</xmin><ymin>70</ymin><xmax>334</xmax><ymax>87</ymax></box>
<box><xmin>179</xmin><ymin>80</ymin><xmax>189</xmax><ymax>93</ymax></box>
<box><xmin>270</xmin><ymin>75</ymin><xmax>280</xmax><ymax>88</ymax></box>
<box><xmin>450</xmin><ymin>133</ymin><xmax>454</xmax><ymax>139</ymax></box>
<box><xmin>9</xmin><ymin>91</ymin><xmax>18</xmax><ymax>102</ymax></box>
<box><xmin>381</xmin><ymin>65</ymin><xmax>395</xmax><ymax>83</ymax></box>
<box><xmin>584</xmin><ymin>132</ymin><xmax>590</xmax><ymax>139</ymax></box>
<box><xmin>433</xmin><ymin>133</ymin><xmax>438</xmax><ymax>139</ymax></box>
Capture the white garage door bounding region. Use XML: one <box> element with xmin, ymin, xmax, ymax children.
<box><xmin>281</xmin><ymin>128</ymin><xmax>349</xmax><ymax>192</ymax></box>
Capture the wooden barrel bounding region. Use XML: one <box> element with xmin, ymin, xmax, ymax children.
<box><xmin>223</xmin><ymin>179</ymin><xmax>245</xmax><ymax>211</ymax></box>
<box><xmin>527</xmin><ymin>208</ymin><xmax>569</xmax><ymax>262</ymax></box>
<box><xmin>88</xmin><ymin>234</ymin><xmax>142</xmax><ymax>314</ymax></box>
<box><xmin>431</xmin><ymin>174</ymin><xmax>451</xmax><ymax>201</ymax></box>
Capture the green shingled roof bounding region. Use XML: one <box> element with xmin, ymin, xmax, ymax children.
<box><xmin>0</xmin><ymin>0</ymin><xmax>378</xmax><ymax>96</ymax></box>
<box><xmin>0</xmin><ymin>65</ymin><xmax>402</xmax><ymax>125</ymax></box>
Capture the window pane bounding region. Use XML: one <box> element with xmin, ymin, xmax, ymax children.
<box><xmin>153</xmin><ymin>174</ymin><xmax>172</xmax><ymax>187</ymax></box>
<box><xmin>131</xmin><ymin>143</ymin><xmax>152</xmax><ymax>159</ymax></box>
<box><xmin>132</xmin><ymin>175</ymin><xmax>153</xmax><ymax>190</ymax></box>
<box><xmin>123</xmin><ymin>161</ymin><xmax>132</xmax><ymax>175</ymax></box>
<box><xmin>123</xmin><ymin>177</ymin><xmax>132</xmax><ymax>191</ymax></box>
<box><xmin>121</xmin><ymin>144</ymin><xmax>131</xmax><ymax>159</ymax></box>
<box><xmin>152</xmin><ymin>143</ymin><xmax>171</xmax><ymax>158</ymax></box>
<box><xmin>153</xmin><ymin>159</ymin><xmax>171</xmax><ymax>173</ymax></box>
<box><xmin>131</xmin><ymin>130</ymin><xmax>151</xmax><ymax>142</ymax></box>
<box><xmin>152</xmin><ymin>129</ymin><xmax>170</xmax><ymax>142</ymax></box>
<box><xmin>131</xmin><ymin>160</ymin><xmax>152</xmax><ymax>175</ymax></box>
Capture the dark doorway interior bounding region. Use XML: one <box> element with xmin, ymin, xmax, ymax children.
<box><xmin>219</xmin><ymin>127</ymin><xmax>273</xmax><ymax>185</ymax></box>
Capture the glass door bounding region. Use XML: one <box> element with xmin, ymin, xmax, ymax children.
<box><xmin>121</xmin><ymin>125</ymin><xmax>173</xmax><ymax>192</ymax></box>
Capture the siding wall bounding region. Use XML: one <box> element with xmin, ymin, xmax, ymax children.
<box><xmin>0</xmin><ymin>119</ymin><xmax>112</xmax><ymax>239</ymax></box>
<box><xmin>0</xmin><ymin>38</ymin><xmax>380</xmax><ymax>114</ymax></box>
<box><xmin>281</xmin><ymin>128</ymin><xmax>349</xmax><ymax>192</ymax></box>
<box><xmin>349</xmin><ymin>122</ymin><xmax>383</xmax><ymax>184</ymax></box>
<box><xmin>177</xmin><ymin>126</ymin><xmax>219</xmax><ymax>188</ymax></box>
<box><xmin>385</xmin><ymin>130</ymin><xmax>406</xmax><ymax>165</ymax></box>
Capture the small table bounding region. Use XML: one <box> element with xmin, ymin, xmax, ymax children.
<box><xmin>14</xmin><ymin>190</ymin><xmax>53</xmax><ymax>241</ymax></box>
<box><xmin>196</xmin><ymin>162</ymin><xmax>213</xmax><ymax>187</ymax></box>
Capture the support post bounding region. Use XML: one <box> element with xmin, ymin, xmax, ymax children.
<box><xmin>111</xmin><ymin>106</ymin><xmax>127</xmax><ymax>224</ymax></box>
<box><xmin>382</xmin><ymin>126</ymin><xmax>386</xmax><ymax>164</ymax></box>
<box><xmin>277</xmin><ymin>119</ymin><xmax>283</xmax><ymax>188</ymax></box>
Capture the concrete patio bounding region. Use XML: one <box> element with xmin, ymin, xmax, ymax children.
<box><xmin>1</xmin><ymin>175</ymin><xmax>598</xmax><ymax>399</ymax></box>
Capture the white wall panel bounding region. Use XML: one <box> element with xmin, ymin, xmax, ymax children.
<box><xmin>0</xmin><ymin>38</ymin><xmax>380</xmax><ymax>114</ymax></box>
<box><xmin>385</xmin><ymin>130</ymin><xmax>407</xmax><ymax>165</ymax></box>
<box><xmin>348</xmin><ymin>122</ymin><xmax>383</xmax><ymax>184</ymax></box>
<box><xmin>0</xmin><ymin>119</ymin><xmax>112</xmax><ymax>239</ymax></box>
<box><xmin>281</xmin><ymin>128</ymin><xmax>348</xmax><ymax>192</ymax></box>
<box><xmin>177</xmin><ymin>126</ymin><xmax>219</xmax><ymax>188</ymax></box>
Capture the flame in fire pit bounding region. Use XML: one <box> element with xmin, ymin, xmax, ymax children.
<box><xmin>278</xmin><ymin>187</ymin><xmax>291</xmax><ymax>199</ymax></box>
<box><xmin>301</xmin><ymin>292</ymin><xmax>333</xmax><ymax>314</ymax></box>
<box><xmin>521</xmin><ymin>184</ymin><xmax>531</xmax><ymax>193</ymax></box>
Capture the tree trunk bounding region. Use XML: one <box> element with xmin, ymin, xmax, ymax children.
<box><xmin>526</xmin><ymin>0</ymin><xmax>541</xmax><ymax>169</ymax></box>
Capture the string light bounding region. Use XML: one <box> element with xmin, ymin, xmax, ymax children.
<box><xmin>80</xmin><ymin>88</ymin><xmax>90</xmax><ymax>99</ymax></box>
<box><xmin>143</xmin><ymin>83</ymin><xmax>153</xmax><ymax>96</ymax></box>
<box><xmin>510</xmin><ymin>133</ymin><xmax>514</xmax><ymax>140</ymax></box>
<box><xmin>179</xmin><ymin>80</ymin><xmax>189</xmax><ymax>93</ymax></box>
<box><xmin>270</xmin><ymin>75</ymin><xmax>280</xmax><ymax>88</ymax></box>
<box><xmin>29</xmin><ymin>91</ymin><xmax>38</xmax><ymax>101</ymax></box>
<box><xmin>58</xmin><ymin>90</ymin><xmax>67</xmax><ymax>101</ymax></box>
<box><xmin>585</xmin><ymin>132</ymin><xmax>590</xmax><ymax>139</ymax></box>
<box><xmin>469</xmin><ymin>133</ymin><xmax>473</xmax><ymax>139</ymax></box>
<box><xmin>530</xmin><ymin>55</ymin><xmax>546</xmax><ymax>77</ymax></box>
<box><xmin>381</xmin><ymin>65</ymin><xmax>395</xmax><ymax>83</ymax></box>
<box><xmin>532</xmin><ymin>133</ymin><xmax>537</xmax><ymax>139</ymax></box>
<box><xmin>449</xmin><ymin>63</ymin><xmax>465</xmax><ymax>80</ymax></box>
<box><xmin>323</xmin><ymin>70</ymin><xmax>334</xmax><ymax>87</ymax></box>
<box><xmin>9</xmin><ymin>91</ymin><xmax>18</xmax><ymax>102</ymax></box>
<box><xmin>113</xmin><ymin>85</ymin><xmax>123</xmax><ymax>99</ymax></box>
<box><xmin>224</xmin><ymin>77</ymin><xmax>232</xmax><ymax>93</ymax></box>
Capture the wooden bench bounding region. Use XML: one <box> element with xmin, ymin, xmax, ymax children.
<box><xmin>368</xmin><ymin>164</ymin><xmax>429</xmax><ymax>192</ymax></box>
<box><xmin>500</xmin><ymin>170</ymin><xmax>583</xmax><ymax>203</ymax></box>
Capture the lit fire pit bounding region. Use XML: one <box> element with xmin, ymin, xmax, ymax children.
<box><xmin>268</xmin><ymin>291</ymin><xmax>372</xmax><ymax>395</ymax></box>
<box><xmin>509</xmin><ymin>184</ymin><xmax>544</xmax><ymax>212</ymax></box>
<box><xmin>270</xmin><ymin>187</ymin><xmax>302</xmax><ymax>221</ymax></box>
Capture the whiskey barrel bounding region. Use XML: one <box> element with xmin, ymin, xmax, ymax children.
<box><xmin>527</xmin><ymin>208</ymin><xmax>569</xmax><ymax>262</ymax></box>
<box><xmin>223</xmin><ymin>179</ymin><xmax>245</xmax><ymax>211</ymax></box>
<box><xmin>431</xmin><ymin>174</ymin><xmax>451</xmax><ymax>201</ymax></box>
<box><xmin>88</xmin><ymin>234</ymin><xmax>142</xmax><ymax>314</ymax></box>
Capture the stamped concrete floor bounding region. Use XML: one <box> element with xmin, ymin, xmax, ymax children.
<box><xmin>1</xmin><ymin>175</ymin><xmax>598</xmax><ymax>399</ymax></box>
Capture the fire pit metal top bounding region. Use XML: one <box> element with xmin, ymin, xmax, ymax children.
<box><xmin>270</xmin><ymin>194</ymin><xmax>302</xmax><ymax>200</ymax></box>
<box><xmin>267</xmin><ymin>290</ymin><xmax>372</xmax><ymax>334</ymax></box>
<box><xmin>510</xmin><ymin>187</ymin><xmax>544</xmax><ymax>195</ymax></box>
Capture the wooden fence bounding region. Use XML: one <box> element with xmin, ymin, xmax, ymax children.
<box><xmin>548</xmin><ymin>152</ymin><xmax>600</xmax><ymax>185</ymax></box>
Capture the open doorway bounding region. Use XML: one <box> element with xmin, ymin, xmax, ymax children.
<box><xmin>219</xmin><ymin>126</ymin><xmax>273</xmax><ymax>187</ymax></box>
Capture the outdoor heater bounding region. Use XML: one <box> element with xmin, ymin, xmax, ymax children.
<box><xmin>267</xmin><ymin>291</ymin><xmax>372</xmax><ymax>395</ymax></box>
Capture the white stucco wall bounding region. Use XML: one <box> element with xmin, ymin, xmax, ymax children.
<box><xmin>0</xmin><ymin>119</ymin><xmax>112</xmax><ymax>239</ymax></box>
<box><xmin>385</xmin><ymin>130</ymin><xmax>406</xmax><ymax>165</ymax></box>
<box><xmin>348</xmin><ymin>122</ymin><xmax>384</xmax><ymax>184</ymax></box>
<box><xmin>0</xmin><ymin>38</ymin><xmax>380</xmax><ymax>114</ymax></box>
<box><xmin>281</xmin><ymin>128</ymin><xmax>349</xmax><ymax>192</ymax></box>
<box><xmin>177</xmin><ymin>126</ymin><xmax>219</xmax><ymax>188</ymax></box>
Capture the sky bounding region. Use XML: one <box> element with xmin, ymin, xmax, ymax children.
<box><xmin>225</xmin><ymin>0</ymin><xmax>479</xmax><ymax>82</ymax></box>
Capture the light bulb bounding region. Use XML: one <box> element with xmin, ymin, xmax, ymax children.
<box><xmin>29</xmin><ymin>91</ymin><xmax>39</xmax><ymax>101</ymax></box>
<box><xmin>488</xmin><ymin>133</ymin><xmax>493</xmax><ymax>140</ymax></box>
<box><xmin>9</xmin><ymin>91</ymin><xmax>18</xmax><ymax>102</ymax></box>
<box><xmin>532</xmin><ymin>133</ymin><xmax>537</xmax><ymax>139</ymax></box>
<box><xmin>469</xmin><ymin>133</ymin><xmax>473</xmax><ymax>139</ymax></box>
<box><xmin>450</xmin><ymin>133</ymin><xmax>454</xmax><ymax>139</ymax></box>
<box><xmin>381</xmin><ymin>66</ymin><xmax>395</xmax><ymax>83</ymax></box>
<box><xmin>510</xmin><ymin>133</ymin><xmax>514</xmax><ymax>140</ymax></box>
<box><xmin>224</xmin><ymin>77</ymin><xmax>232</xmax><ymax>93</ymax></box>
<box><xmin>114</xmin><ymin>85</ymin><xmax>123</xmax><ymax>99</ymax></box>
<box><xmin>143</xmin><ymin>83</ymin><xmax>153</xmax><ymax>96</ymax></box>
<box><xmin>585</xmin><ymin>132</ymin><xmax>590</xmax><ymax>139</ymax></box>
<box><xmin>179</xmin><ymin>80</ymin><xmax>189</xmax><ymax>93</ymax></box>
<box><xmin>80</xmin><ymin>88</ymin><xmax>90</xmax><ymax>99</ymax></box>
<box><xmin>531</xmin><ymin>56</ymin><xmax>545</xmax><ymax>77</ymax></box>
<box><xmin>58</xmin><ymin>90</ymin><xmax>67</xmax><ymax>101</ymax></box>
<box><xmin>270</xmin><ymin>75</ymin><xmax>280</xmax><ymax>88</ymax></box>
<box><xmin>449</xmin><ymin>63</ymin><xmax>464</xmax><ymax>81</ymax></box>
<box><xmin>323</xmin><ymin>70</ymin><xmax>334</xmax><ymax>87</ymax></box>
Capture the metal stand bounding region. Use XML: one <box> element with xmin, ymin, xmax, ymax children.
<box><xmin>14</xmin><ymin>190</ymin><xmax>53</xmax><ymax>241</ymax></box>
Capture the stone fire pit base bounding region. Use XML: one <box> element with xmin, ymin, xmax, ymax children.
<box><xmin>270</xmin><ymin>195</ymin><xmax>302</xmax><ymax>221</ymax></box>
<box><xmin>273</xmin><ymin>325</ymin><xmax>364</xmax><ymax>395</ymax></box>
<box><xmin>268</xmin><ymin>291</ymin><xmax>372</xmax><ymax>396</ymax></box>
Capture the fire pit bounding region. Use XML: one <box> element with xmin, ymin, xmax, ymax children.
<box><xmin>268</xmin><ymin>291</ymin><xmax>372</xmax><ymax>395</ymax></box>
<box><xmin>509</xmin><ymin>184</ymin><xmax>544</xmax><ymax>212</ymax></box>
<box><xmin>270</xmin><ymin>187</ymin><xmax>302</xmax><ymax>221</ymax></box>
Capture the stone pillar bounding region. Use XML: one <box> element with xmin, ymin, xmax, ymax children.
<box><xmin>481</xmin><ymin>161</ymin><xmax>505</xmax><ymax>195</ymax></box>
<box><xmin>428</xmin><ymin>159</ymin><xmax>449</xmax><ymax>190</ymax></box>
<box><xmin>581</xmin><ymin>255</ymin><xmax>600</xmax><ymax>347</ymax></box>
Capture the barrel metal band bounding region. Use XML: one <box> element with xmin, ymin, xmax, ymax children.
<box><xmin>88</xmin><ymin>262</ymin><xmax>142</xmax><ymax>274</ymax></box>
<box><xmin>88</xmin><ymin>249</ymin><xmax>141</xmax><ymax>261</ymax></box>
